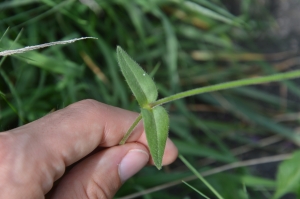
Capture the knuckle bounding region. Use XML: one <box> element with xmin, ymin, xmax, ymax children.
<box><xmin>67</xmin><ymin>99</ymin><xmax>99</xmax><ymax>111</ymax></box>
<box><xmin>85</xmin><ymin>177</ymin><xmax>110</xmax><ymax>199</ymax></box>
<box><xmin>66</xmin><ymin>99</ymin><xmax>101</xmax><ymax>119</ymax></box>
<box><xmin>62</xmin><ymin>99</ymin><xmax>106</xmax><ymax>137</ymax></box>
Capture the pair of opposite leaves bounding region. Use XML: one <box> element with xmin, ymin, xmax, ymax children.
<box><xmin>117</xmin><ymin>46</ymin><xmax>168</xmax><ymax>170</ymax></box>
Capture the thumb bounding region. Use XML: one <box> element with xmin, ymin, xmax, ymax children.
<box><xmin>47</xmin><ymin>143</ymin><xmax>149</xmax><ymax>199</ymax></box>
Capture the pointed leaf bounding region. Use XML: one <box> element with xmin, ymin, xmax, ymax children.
<box><xmin>141</xmin><ymin>106</ymin><xmax>169</xmax><ymax>169</ymax></box>
<box><xmin>273</xmin><ymin>151</ymin><xmax>300</xmax><ymax>199</ymax></box>
<box><xmin>117</xmin><ymin>46</ymin><xmax>157</xmax><ymax>107</ymax></box>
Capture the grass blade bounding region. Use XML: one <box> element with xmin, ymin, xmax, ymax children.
<box><xmin>179</xmin><ymin>155</ymin><xmax>224</xmax><ymax>199</ymax></box>
<box><xmin>184</xmin><ymin>1</ymin><xmax>234</xmax><ymax>25</ymax></box>
<box><xmin>182</xmin><ymin>181</ymin><xmax>210</xmax><ymax>199</ymax></box>
<box><xmin>0</xmin><ymin>27</ymin><xmax>9</xmax><ymax>43</ymax></box>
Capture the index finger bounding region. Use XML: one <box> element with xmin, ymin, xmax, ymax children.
<box><xmin>9</xmin><ymin>99</ymin><xmax>177</xmax><ymax>166</ymax></box>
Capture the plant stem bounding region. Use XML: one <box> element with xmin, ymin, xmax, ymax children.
<box><xmin>119</xmin><ymin>114</ymin><xmax>142</xmax><ymax>144</ymax></box>
<box><xmin>150</xmin><ymin>70</ymin><xmax>300</xmax><ymax>107</ymax></box>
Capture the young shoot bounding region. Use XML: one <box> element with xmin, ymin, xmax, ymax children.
<box><xmin>116</xmin><ymin>46</ymin><xmax>300</xmax><ymax>169</ymax></box>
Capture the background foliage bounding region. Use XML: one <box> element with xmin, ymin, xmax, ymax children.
<box><xmin>1</xmin><ymin>0</ymin><xmax>300</xmax><ymax>198</ymax></box>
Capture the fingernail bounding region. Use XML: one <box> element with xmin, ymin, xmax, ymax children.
<box><xmin>119</xmin><ymin>149</ymin><xmax>149</xmax><ymax>183</ymax></box>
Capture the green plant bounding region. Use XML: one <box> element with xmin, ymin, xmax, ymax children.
<box><xmin>116</xmin><ymin>46</ymin><xmax>300</xmax><ymax>170</ymax></box>
<box><xmin>3</xmin><ymin>1</ymin><xmax>300</xmax><ymax>198</ymax></box>
<box><xmin>273</xmin><ymin>151</ymin><xmax>300</xmax><ymax>199</ymax></box>
<box><xmin>180</xmin><ymin>155</ymin><xmax>224</xmax><ymax>199</ymax></box>
<box><xmin>2</xmin><ymin>33</ymin><xmax>300</xmax><ymax>198</ymax></box>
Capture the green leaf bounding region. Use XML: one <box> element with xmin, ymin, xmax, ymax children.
<box><xmin>141</xmin><ymin>106</ymin><xmax>169</xmax><ymax>169</ymax></box>
<box><xmin>116</xmin><ymin>46</ymin><xmax>157</xmax><ymax>107</ymax></box>
<box><xmin>172</xmin><ymin>139</ymin><xmax>234</xmax><ymax>163</ymax></box>
<box><xmin>241</xmin><ymin>175</ymin><xmax>276</xmax><ymax>188</ymax></box>
<box><xmin>273</xmin><ymin>151</ymin><xmax>300</xmax><ymax>199</ymax></box>
<box><xmin>183</xmin><ymin>1</ymin><xmax>234</xmax><ymax>25</ymax></box>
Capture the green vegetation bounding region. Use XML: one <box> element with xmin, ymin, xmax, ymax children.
<box><xmin>1</xmin><ymin>0</ymin><xmax>300</xmax><ymax>198</ymax></box>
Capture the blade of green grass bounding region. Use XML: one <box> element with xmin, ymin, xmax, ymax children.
<box><xmin>86</xmin><ymin>28</ymin><xmax>129</xmax><ymax>107</ymax></box>
<box><xmin>13</xmin><ymin>0</ymin><xmax>83</xmax><ymax>29</ymax></box>
<box><xmin>241</xmin><ymin>175</ymin><xmax>276</xmax><ymax>188</ymax></box>
<box><xmin>157</xmin><ymin>11</ymin><xmax>179</xmax><ymax>93</ymax></box>
<box><xmin>233</xmin><ymin>87</ymin><xmax>298</xmax><ymax>109</ymax></box>
<box><xmin>0</xmin><ymin>0</ymin><xmax>38</xmax><ymax>10</ymax></box>
<box><xmin>0</xmin><ymin>30</ymin><xmax>25</xmax><ymax>125</ymax></box>
<box><xmin>174</xmin><ymin>139</ymin><xmax>235</xmax><ymax>163</ymax></box>
<box><xmin>0</xmin><ymin>27</ymin><xmax>9</xmax><ymax>43</ymax></box>
<box><xmin>193</xmin><ymin>0</ymin><xmax>235</xmax><ymax>19</ymax></box>
<box><xmin>182</xmin><ymin>181</ymin><xmax>211</xmax><ymax>199</ymax></box>
<box><xmin>183</xmin><ymin>1</ymin><xmax>235</xmax><ymax>25</ymax></box>
<box><xmin>149</xmin><ymin>62</ymin><xmax>161</xmax><ymax>77</ymax></box>
<box><xmin>179</xmin><ymin>155</ymin><xmax>224</xmax><ymax>199</ymax></box>
<box><xmin>176</xmin><ymin>24</ymin><xmax>232</xmax><ymax>48</ymax></box>
<box><xmin>40</xmin><ymin>0</ymin><xmax>86</xmax><ymax>24</ymax></box>
<box><xmin>212</xmin><ymin>93</ymin><xmax>300</xmax><ymax>143</ymax></box>
<box><xmin>284</xmin><ymin>80</ymin><xmax>300</xmax><ymax>99</ymax></box>
<box><xmin>0</xmin><ymin>5</ymin><xmax>47</xmax><ymax>26</ymax></box>
<box><xmin>0</xmin><ymin>94</ymin><xmax>23</xmax><ymax>123</ymax></box>
<box><xmin>124</xmin><ymin>2</ymin><xmax>146</xmax><ymax>41</ymax></box>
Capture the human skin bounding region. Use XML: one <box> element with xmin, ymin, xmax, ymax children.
<box><xmin>0</xmin><ymin>99</ymin><xmax>178</xmax><ymax>199</ymax></box>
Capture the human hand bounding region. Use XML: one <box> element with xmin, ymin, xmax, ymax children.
<box><xmin>0</xmin><ymin>100</ymin><xmax>178</xmax><ymax>199</ymax></box>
